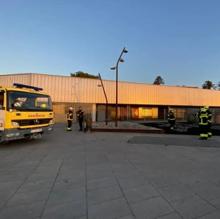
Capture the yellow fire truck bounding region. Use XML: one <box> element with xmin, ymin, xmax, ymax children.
<box><xmin>0</xmin><ymin>83</ymin><xmax>54</xmax><ymax>142</ymax></box>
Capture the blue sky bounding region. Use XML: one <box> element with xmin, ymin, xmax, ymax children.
<box><xmin>1</xmin><ymin>0</ymin><xmax>220</xmax><ymax>87</ymax></box>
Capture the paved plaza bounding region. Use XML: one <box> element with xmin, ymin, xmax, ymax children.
<box><xmin>0</xmin><ymin>124</ymin><xmax>220</xmax><ymax>219</ymax></box>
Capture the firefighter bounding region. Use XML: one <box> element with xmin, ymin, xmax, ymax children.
<box><xmin>76</xmin><ymin>107</ymin><xmax>84</xmax><ymax>131</ymax></box>
<box><xmin>168</xmin><ymin>109</ymin><xmax>176</xmax><ymax>130</ymax></box>
<box><xmin>205</xmin><ymin>106</ymin><xmax>212</xmax><ymax>138</ymax></box>
<box><xmin>66</xmin><ymin>107</ymin><xmax>74</xmax><ymax>131</ymax></box>
<box><xmin>198</xmin><ymin>106</ymin><xmax>209</xmax><ymax>139</ymax></box>
<box><xmin>84</xmin><ymin>113</ymin><xmax>92</xmax><ymax>132</ymax></box>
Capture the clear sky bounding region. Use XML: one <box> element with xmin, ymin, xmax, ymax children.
<box><xmin>1</xmin><ymin>0</ymin><xmax>220</xmax><ymax>87</ymax></box>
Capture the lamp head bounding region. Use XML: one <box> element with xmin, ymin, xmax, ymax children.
<box><xmin>110</xmin><ymin>67</ymin><xmax>116</xmax><ymax>70</ymax></box>
<box><xmin>123</xmin><ymin>48</ymin><xmax>128</xmax><ymax>53</ymax></box>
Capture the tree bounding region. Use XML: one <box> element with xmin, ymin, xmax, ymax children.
<box><xmin>70</xmin><ymin>71</ymin><xmax>99</xmax><ymax>79</ymax></box>
<box><xmin>202</xmin><ymin>80</ymin><xmax>215</xmax><ymax>89</ymax></box>
<box><xmin>153</xmin><ymin>75</ymin><xmax>165</xmax><ymax>85</ymax></box>
<box><xmin>217</xmin><ymin>81</ymin><xmax>220</xmax><ymax>90</ymax></box>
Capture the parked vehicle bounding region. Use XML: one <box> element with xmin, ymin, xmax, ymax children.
<box><xmin>0</xmin><ymin>83</ymin><xmax>54</xmax><ymax>142</ymax></box>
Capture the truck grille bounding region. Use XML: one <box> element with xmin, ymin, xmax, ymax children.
<box><xmin>12</xmin><ymin>119</ymin><xmax>51</xmax><ymax>126</ymax></box>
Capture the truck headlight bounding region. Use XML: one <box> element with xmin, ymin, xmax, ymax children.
<box><xmin>11</xmin><ymin>121</ymin><xmax>19</xmax><ymax>128</ymax></box>
<box><xmin>49</xmin><ymin>119</ymin><xmax>54</xmax><ymax>125</ymax></box>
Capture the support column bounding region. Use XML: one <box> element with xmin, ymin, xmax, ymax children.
<box><xmin>92</xmin><ymin>104</ymin><xmax>96</xmax><ymax>122</ymax></box>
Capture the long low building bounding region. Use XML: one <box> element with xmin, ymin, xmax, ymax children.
<box><xmin>1</xmin><ymin>73</ymin><xmax>220</xmax><ymax>123</ymax></box>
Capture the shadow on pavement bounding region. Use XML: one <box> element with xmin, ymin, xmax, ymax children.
<box><xmin>141</xmin><ymin>122</ymin><xmax>220</xmax><ymax>136</ymax></box>
<box><xmin>128</xmin><ymin>135</ymin><xmax>220</xmax><ymax>148</ymax></box>
<box><xmin>0</xmin><ymin>138</ymin><xmax>43</xmax><ymax>149</ymax></box>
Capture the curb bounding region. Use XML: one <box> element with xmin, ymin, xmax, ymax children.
<box><xmin>91</xmin><ymin>128</ymin><xmax>164</xmax><ymax>134</ymax></box>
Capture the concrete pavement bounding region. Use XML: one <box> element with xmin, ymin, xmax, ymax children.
<box><xmin>91</xmin><ymin>121</ymin><xmax>163</xmax><ymax>133</ymax></box>
<box><xmin>0</xmin><ymin>124</ymin><xmax>220</xmax><ymax>219</ymax></box>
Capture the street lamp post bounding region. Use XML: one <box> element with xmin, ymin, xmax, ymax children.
<box><xmin>98</xmin><ymin>73</ymin><xmax>108</xmax><ymax>125</ymax></box>
<box><xmin>111</xmin><ymin>47</ymin><xmax>128</xmax><ymax>127</ymax></box>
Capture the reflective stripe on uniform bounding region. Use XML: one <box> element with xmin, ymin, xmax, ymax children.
<box><xmin>200</xmin><ymin>133</ymin><xmax>208</xmax><ymax>138</ymax></box>
<box><xmin>199</xmin><ymin>114</ymin><xmax>208</xmax><ymax>125</ymax></box>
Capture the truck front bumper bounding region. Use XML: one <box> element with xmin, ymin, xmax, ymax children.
<box><xmin>0</xmin><ymin>125</ymin><xmax>53</xmax><ymax>142</ymax></box>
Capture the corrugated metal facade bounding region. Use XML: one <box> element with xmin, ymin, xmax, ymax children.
<box><xmin>0</xmin><ymin>74</ymin><xmax>31</xmax><ymax>87</ymax></box>
<box><xmin>1</xmin><ymin>73</ymin><xmax>220</xmax><ymax>107</ymax></box>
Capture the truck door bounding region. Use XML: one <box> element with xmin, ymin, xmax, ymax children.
<box><xmin>0</xmin><ymin>90</ymin><xmax>5</xmax><ymax>131</ymax></box>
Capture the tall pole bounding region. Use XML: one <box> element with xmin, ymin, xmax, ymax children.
<box><xmin>114</xmin><ymin>47</ymin><xmax>127</xmax><ymax>127</ymax></box>
<box><xmin>116</xmin><ymin>64</ymin><xmax>118</xmax><ymax>127</ymax></box>
<box><xmin>98</xmin><ymin>73</ymin><xmax>108</xmax><ymax>125</ymax></box>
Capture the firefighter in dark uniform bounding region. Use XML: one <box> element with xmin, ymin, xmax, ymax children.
<box><xmin>84</xmin><ymin>113</ymin><xmax>92</xmax><ymax>132</ymax></box>
<box><xmin>205</xmin><ymin>106</ymin><xmax>212</xmax><ymax>138</ymax></box>
<box><xmin>198</xmin><ymin>106</ymin><xmax>209</xmax><ymax>139</ymax></box>
<box><xmin>76</xmin><ymin>107</ymin><xmax>84</xmax><ymax>131</ymax></box>
<box><xmin>168</xmin><ymin>109</ymin><xmax>176</xmax><ymax>130</ymax></box>
<box><xmin>66</xmin><ymin>107</ymin><xmax>74</xmax><ymax>131</ymax></box>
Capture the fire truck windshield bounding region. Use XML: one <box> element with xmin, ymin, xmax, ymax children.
<box><xmin>7</xmin><ymin>91</ymin><xmax>52</xmax><ymax>111</ymax></box>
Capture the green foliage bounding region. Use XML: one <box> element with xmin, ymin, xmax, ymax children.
<box><xmin>202</xmin><ymin>80</ymin><xmax>215</xmax><ymax>89</ymax></box>
<box><xmin>217</xmin><ymin>81</ymin><xmax>220</xmax><ymax>90</ymax></box>
<box><xmin>70</xmin><ymin>71</ymin><xmax>99</xmax><ymax>79</ymax></box>
<box><xmin>153</xmin><ymin>75</ymin><xmax>165</xmax><ymax>85</ymax></box>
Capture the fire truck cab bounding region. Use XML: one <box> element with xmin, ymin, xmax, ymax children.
<box><xmin>0</xmin><ymin>83</ymin><xmax>54</xmax><ymax>142</ymax></box>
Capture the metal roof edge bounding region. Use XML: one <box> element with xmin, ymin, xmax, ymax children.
<box><xmin>1</xmin><ymin>73</ymin><xmax>219</xmax><ymax>92</ymax></box>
